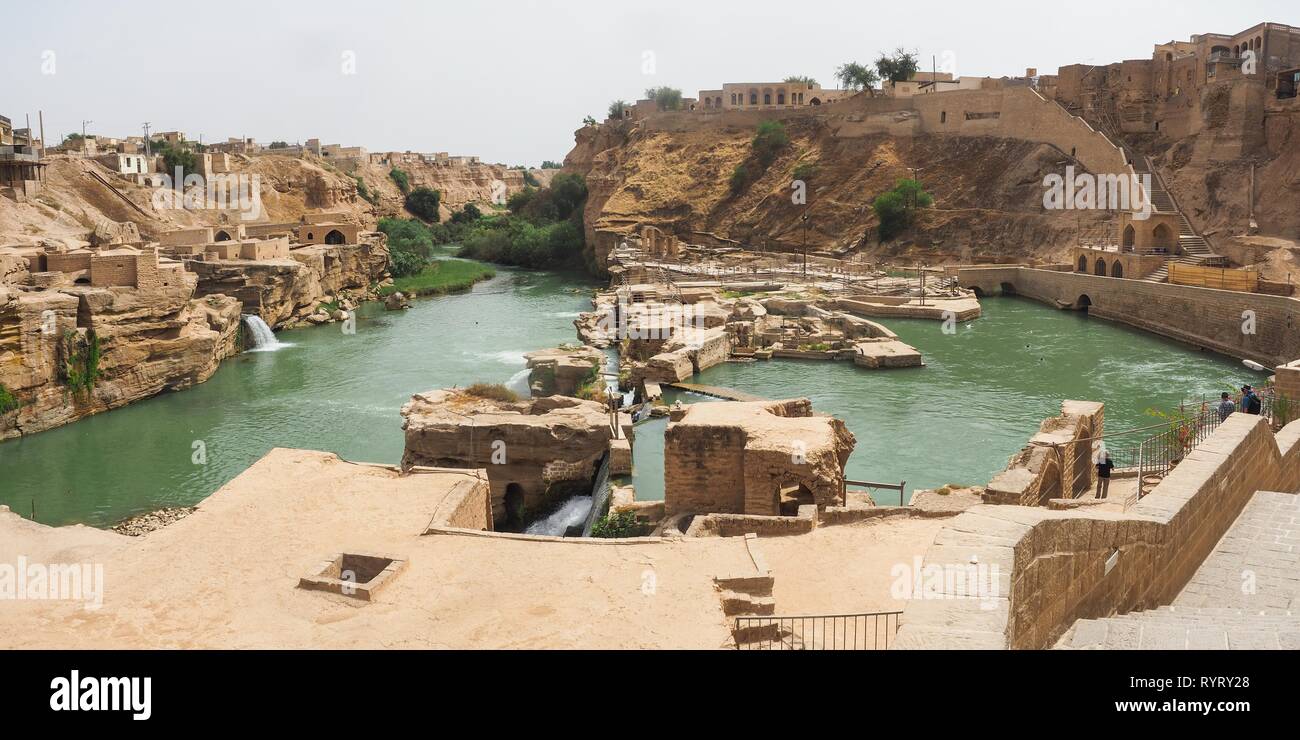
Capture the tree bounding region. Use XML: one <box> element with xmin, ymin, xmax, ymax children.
<box><xmin>389</xmin><ymin>167</ymin><xmax>411</xmax><ymax>194</ymax></box>
<box><xmin>752</xmin><ymin>120</ymin><xmax>790</xmax><ymax>167</ymax></box>
<box><xmin>450</xmin><ymin>203</ymin><xmax>482</xmax><ymax>225</ymax></box>
<box><xmin>876</xmin><ymin>48</ymin><xmax>920</xmax><ymax>83</ymax></box>
<box><xmin>607</xmin><ymin>100</ymin><xmax>628</xmax><ymax>119</ymax></box>
<box><xmin>583</xmin><ymin>115</ymin><xmax>598</xmax><ymax>126</ymax></box>
<box><xmin>644</xmin><ymin>86</ymin><xmax>683</xmax><ymax>112</ymax></box>
<box><xmin>872</xmin><ymin>178</ymin><xmax>933</xmax><ymax>240</ymax></box>
<box><xmin>405</xmin><ymin>187</ymin><xmax>442</xmax><ymax>222</ymax></box>
<box><xmin>784</xmin><ymin>75</ymin><xmax>818</xmax><ymax>88</ymax></box>
<box><xmin>835</xmin><ymin>62</ymin><xmax>880</xmax><ymax>92</ymax></box>
<box><xmin>540</xmin><ymin>161</ymin><xmax>562</xmax><ymax>169</ymax></box>
<box><xmin>268</xmin><ymin>141</ymin><xmax>289</xmax><ymax>149</ymax></box>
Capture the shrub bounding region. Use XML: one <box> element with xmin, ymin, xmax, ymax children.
<box><xmin>355</xmin><ymin>177</ymin><xmax>378</xmax><ymax>205</ymax></box>
<box><xmin>0</xmin><ymin>383</ymin><xmax>19</xmax><ymax>414</ymax></box>
<box><xmin>643</xmin><ymin>87</ymin><xmax>683</xmax><ymax>111</ymax></box>
<box><xmin>449</xmin><ymin>203</ymin><xmax>482</xmax><ymax>225</ymax></box>
<box><xmin>507</xmin><ymin>187</ymin><xmax>536</xmax><ymax>215</ymax></box>
<box><xmin>729</xmin><ymin>164</ymin><xmax>751</xmax><ymax>194</ymax></box>
<box><xmin>792</xmin><ymin>162</ymin><xmax>818</xmax><ymax>182</ymax></box>
<box><xmin>389</xmin><ymin>168</ymin><xmax>411</xmax><ymax>194</ymax></box>
<box><xmin>405</xmin><ymin>187</ymin><xmax>442</xmax><ymax>222</ymax></box>
<box><xmin>752</xmin><ymin>120</ymin><xmax>790</xmax><ymax>167</ymax></box>
<box><xmin>60</xmin><ymin>330</ymin><xmax>101</xmax><ymax>395</ymax></box>
<box><xmin>541</xmin><ymin>160</ymin><xmax>562</xmax><ymax>169</ymax></box>
<box><xmin>590</xmin><ymin>510</ymin><xmax>649</xmax><ymax>539</ymax></box>
<box><xmin>462</xmin><ymin>383</ymin><xmax>518</xmax><ymax>402</ymax></box>
<box><xmin>872</xmin><ymin>178</ymin><xmax>933</xmax><ymax>240</ymax></box>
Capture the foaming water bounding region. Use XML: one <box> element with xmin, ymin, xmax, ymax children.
<box><xmin>524</xmin><ymin>496</ymin><xmax>593</xmax><ymax>536</ymax></box>
<box><xmin>242</xmin><ymin>315</ymin><xmax>292</xmax><ymax>353</ymax></box>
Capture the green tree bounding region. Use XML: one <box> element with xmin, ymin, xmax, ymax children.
<box><xmin>540</xmin><ymin>160</ymin><xmax>562</xmax><ymax>169</ymax></box>
<box><xmin>643</xmin><ymin>87</ymin><xmax>683</xmax><ymax>111</ymax></box>
<box><xmin>872</xmin><ymin>178</ymin><xmax>933</xmax><ymax>240</ymax></box>
<box><xmin>158</xmin><ymin>145</ymin><xmax>199</xmax><ymax>182</ymax></box>
<box><xmin>607</xmin><ymin>100</ymin><xmax>628</xmax><ymax>119</ymax></box>
<box><xmin>752</xmin><ymin>120</ymin><xmax>790</xmax><ymax>167</ymax></box>
<box><xmin>835</xmin><ymin>62</ymin><xmax>880</xmax><ymax>92</ymax></box>
<box><xmin>268</xmin><ymin>141</ymin><xmax>289</xmax><ymax>149</ymax></box>
<box><xmin>450</xmin><ymin>203</ymin><xmax>482</xmax><ymax>225</ymax></box>
<box><xmin>405</xmin><ymin>187</ymin><xmax>442</xmax><ymax>222</ymax></box>
<box><xmin>876</xmin><ymin>48</ymin><xmax>920</xmax><ymax>83</ymax></box>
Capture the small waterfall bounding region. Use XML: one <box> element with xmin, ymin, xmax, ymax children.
<box><xmin>242</xmin><ymin>315</ymin><xmax>290</xmax><ymax>353</ymax></box>
<box><xmin>525</xmin><ymin>496</ymin><xmax>593</xmax><ymax>536</ymax></box>
<box><xmin>505</xmin><ymin>368</ymin><xmax>532</xmax><ymax>398</ymax></box>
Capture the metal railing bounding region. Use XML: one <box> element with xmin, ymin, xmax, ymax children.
<box><xmin>843</xmin><ymin>479</ymin><xmax>906</xmax><ymax>507</ymax></box>
<box><xmin>734</xmin><ymin>611</ymin><xmax>902</xmax><ymax>650</ymax></box>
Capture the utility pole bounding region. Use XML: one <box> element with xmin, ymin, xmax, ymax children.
<box><xmin>81</xmin><ymin>119</ymin><xmax>92</xmax><ymax>155</ymax></box>
<box><xmin>142</xmin><ymin>122</ymin><xmax>151</xmax><ymax>157</ymax></box>
<box><xmin>801</xmin><ymin>213</ymin><xmax>810</xmax><ymax>278</ymax></box>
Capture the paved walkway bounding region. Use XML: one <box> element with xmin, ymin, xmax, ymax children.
<box><xmin>1057</xmin><ymin>491</ymin><xmax>1300</xmax><ymax>649</ymax></box>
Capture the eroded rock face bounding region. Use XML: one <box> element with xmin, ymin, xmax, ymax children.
<box><xmin>187</xmin><ymin>238</ymin><xmax>387</xmax><ymax>328</ymax></box>
<box><xmin>400</xmin><ymin>390</ymin><xmax>614</xmax><ymax>525</ymax></box>
<box><xmin>664</xmin><ymin>398</ymin><xmax>856</xmax><ymax>517</ymax></box>
<box><xmin>0</xmin><ymin>283</ymin><xmax>242</xmax><ymax>440</ymax></box>
<box><xmin>524</xmin><ymin>345</ymin><xmax>604</xmax><ymax>397</ymax></box>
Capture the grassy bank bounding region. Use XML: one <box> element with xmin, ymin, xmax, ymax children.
<box><xmin>380</xmin><ymin>258</ymin><xmax>496</xmax><ymax>297</ymax></box>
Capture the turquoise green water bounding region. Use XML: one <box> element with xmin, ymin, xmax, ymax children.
<box><xmin>626</xmin><ymin>297</ymin><xmax>1247</xmax><ymax>503</ymax></box>
<box><xmin>0</xmin><ymin>276</ymin><xmax>1249</xmax><ymax>525</ymax></box>
<box><xmin>0</xmin><ymin>265</ymin><xmax>596</xmax><ymax>527</ymax></box>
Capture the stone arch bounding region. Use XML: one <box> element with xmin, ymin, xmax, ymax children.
<box><xmin>748</xmin><ymin>88</ymin><xmax>759</xmax><ymax>105</ymax></box>
<box><xmin>214</xmin><ymin>230</ymin><xmax>231</xmax><ymax>242</ymax></box>
<box><xmin>1111</xmin><ymin>261</ymin><xmax>1124</xmax><ymax>278</ymax></box>
<box><xmin>762</xmin><ymin>87</ymin><xmax>773</xmax><ymax>105</ymax></box>
<box><xmin>1152</xmin><ymin>223</ymin><xmax>1175</xmax><ymax>250</ymax></box>
<box><xmin>809</xmin><ymin>97</ymin><xmax>822</xmax><ymax>106</ymax></box>
<box><xmin>1078</xmin><ymin>255</ymin><xmax>1088</xmax><ymax>272</ymax></box>
<box><xmin>778</xmin><ymin>478</ymin><xmax>816</xmax><ymax>517</ymax></box>
<box><xmin>1094</xmin><ymin>258</ymin><xmax>1107</xmax><ymax>276</ymax></box>
<box><xmin>714</xmin><ymin>96</ymin><xmax>722</xmax><ymax>108</ymax></box>
<box><xmin>503</xmin><ymin>483</ymin><xmax>525</xmax><ymax>529</ymax></box>
<box><xmin>777</xmin><ymin>88</ymin><xmax>787</xmax><ymax>105</ymax></box>
<box><xmin>324</xmin><ymin>229</ymin><xmax>346</xmax><ymax>245</ymax></box>
<box><xmin>1077</xmin><ymin>294</ymin><xmax>1092</xmax><ymax>312</ymax></box>
<box><xmin>1000</xmin><ymin>282</ymin><xmax>1017</xmax><ymax>296</ymax></box>
<box><xmin>1122</xmin><ymin>224</ymin><xmax>1136</xmax><ymax>248</ymax></box>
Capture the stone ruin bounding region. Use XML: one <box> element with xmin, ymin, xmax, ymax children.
<box><xmin>400</xmin><ymin>389</ymin><xmax>614</xmax><ymax>527</ymax></box>
<box><xmin>664</xmin><ymin>398</ymin><xmax>856</xmax><ymax>517</ymax></box>
<box><xmin>984</xmin><ymin>400</ymin><xmax>1106</xmax><ymax>506</ymax></box>
<box><xmin>523</xmin><ymin>345</ymin><xmax>604</xmax><ymax>397</ymax></box>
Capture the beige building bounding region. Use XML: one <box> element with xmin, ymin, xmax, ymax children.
<box><xmin>697</xmin><ymin>81</ymin><xmax>851</xmax><ymax>111</ymax></box>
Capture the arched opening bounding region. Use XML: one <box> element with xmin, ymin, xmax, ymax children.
<box><xmin>503</xmin><ymin>483</ymin><xmax>525</xmax><ymax>529</ymax></box>
<box><xmin>748</xmin><ymin>89</ymin><xmax>759</xmax><ymax>105</ymax></box>
<box><xmin>1077</xmin><ymin>255</ymin><xmax>1088</xmax><ymax>272</ymax></box>
<box><xmin>777</xmin><ymin>91</ymin><xmax>786</xmax><ymax>105</ymax></box>
<box><xmin>714</xmin><ymin>96</ymin><xmax>721</xmax><ymax>108</ymax></box>
<box><xmin>1077</xmin><ymin>294</ymin><xmax>1092</xmax><ymax>313</ymax></box>
<box><xmin>1122</xmin><ymin>224</ymin><xmax>1136</xmax><ymax>248</ymax></box>
<box><xmin>779</xmin><ymin>482</ymin><xmax>816</xmax><ymax>517</ymax></box>
<box><xmin>1000</xmin><ymin>282</ymin><xmax>1017</xmax><ymax>296</ymax></box>
<box><xmin>324</xmin><ymin>229</ymin><xmax>346</xmax><ymax>245</ymax></box>
<box><xmin>970</xmin><ymin>286</ymin><xmax>986</xmax><ymax>298</ymax></box>
<box><xmin>1152</xmin><ymin>223</ymin><xmax>1174</xmax><ymax>251</ymax></box>
<box><xmin>809</xmin><ymin>97</ymin><xmax>821</xmax><ymax>106</ymax></box>
<box><xmin>74</xmin><ymin>276</ymin><xmax>91</xmax><ymax>285</ymax></box>
<box><xmin>1111</xmin><ymin>261</ymin><xmax>1124</xmax><ymax>278</ymax></box>
<box><xmin>214</xmin><ymin>230</ymin><xmax>231</xmax><ymax>242</ymax></box>
<box><xmin>306</xmin><ymin>232</ymin><xmax>314</xmax><ymax>241</ymax></box>
<box><xmin>1094</xmin><ymin>258</ymin><xmax>1107</xmax><ymax>276</ymax></box>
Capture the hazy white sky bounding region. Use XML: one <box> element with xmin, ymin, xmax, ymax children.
<box><xmin>3</xmin><ymin>1</ymin><xmax>1292</xmax><ymax>165</ymax></box>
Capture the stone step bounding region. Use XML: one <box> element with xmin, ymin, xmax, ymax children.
<box><xmin>1061</xmin><ymin>616</ymin><xmax>1300</xmax><ymax>650</ymax></box>
<box><xmin>719</xmin><ymin>590</ymin><xmax>776</xmax><ymax>616</ymax></box>
<box><xmin>714</xmin><ymin>573</ymin><xmax>774</xmax><ymax>597</ymax></box>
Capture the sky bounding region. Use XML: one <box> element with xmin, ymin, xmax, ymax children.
<box><xmin>2</xmin><ymin>1</ymin><xmax>1293</xmax><ymax>166</ymax></box>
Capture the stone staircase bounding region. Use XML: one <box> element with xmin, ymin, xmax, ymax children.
<box><xmin>1128</xmin><ymin>155</ymin><xmax>1227</xmax><ymax>282</ymax></box>
<box><xmin>1057</xmin><ymin>490</ymin><xmax>1300</xmax><ymax>649</ymax></box>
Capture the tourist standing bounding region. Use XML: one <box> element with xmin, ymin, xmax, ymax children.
<box><xmin>1218</xmin><ymin>392</ymin><xmax>1236</xmax><ymax>422</ymax></box>
<box><xmin>1242</xmin><ymin>385</ymin><xmax>1263</xmax><ymax>415</ymax></box>
<box><xmin>1095</xmin><ymin>451</ymin><xmax>1114</xmax><ymax>500</ymax></box>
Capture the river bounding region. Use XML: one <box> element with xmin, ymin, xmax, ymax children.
<box><xmin>0</xmin><ymin>270</ymin><xmax>1249</xmax><ymax>525</ymax></box>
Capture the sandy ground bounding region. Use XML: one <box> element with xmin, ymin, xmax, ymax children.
<box><xmin>761</xmin><ymin>517</ymin><xmax>946</xmax><ymax>615</ymax></box>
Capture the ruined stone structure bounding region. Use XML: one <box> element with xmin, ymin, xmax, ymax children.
<box><xmin>400</xmin><ymin>390</ymin><xmax>614</xmax><ymax>525</ymax></box>
<box><xmin>663</xmin><ymin>399</ymin><xmax>855</xmax><ymax>517</ymax></box>
<box><xmin>984</xmin><ymin>401</ymin><xmax>1106</xmax><ymax>506</ymax></box>
<box><xmin>524</xmin><ymin>345</ymin><xmax>604</xmax><ymax>397</ymax></box>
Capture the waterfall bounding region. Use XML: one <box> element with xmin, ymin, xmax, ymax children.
<box><xmin>525</xmin><ymin>496</ymin><xmax>593</xmax><ymax>537</ymax></box>
<box><xmin>242</xmin><ymin>315</ymin><xmax>290</xmax><ymax>353</ymax></box>
<box><xmin>505</xmin><ymin>368</ymin><xmax>532</xmax><ymax>398</ymax></box>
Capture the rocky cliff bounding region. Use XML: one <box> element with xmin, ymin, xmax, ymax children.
<box><xmin>565</xmin><ymin>116</ymin><xmax>1108</xmax><ymax>271</ymax></box>
<box><xmin>0</xmin><ymin>280</ymin><xmax>241</xmax><ymax>440</ymax></box>
<box><xmin>187</xmin><ymin>239</ymin><xmax>389</xmax><ymax>328</ymax></box>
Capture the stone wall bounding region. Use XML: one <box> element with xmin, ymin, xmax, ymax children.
<box><xmin>425</xmin><ymin>474</ymin><xmax>493</xmax><ymax>531</ymax></box>
<box><xmin>895</xmin><ymin>414</ymin><xmax>1300</xmax><ymax>649</ymax></box>
<box><xmin>985</xmin><ymin>401</ymin><xmax>1105</xmax><ymax>506</ymax></box>
<box><xmin>958</xmin><ymin>266</ymin><xmax>1300</xmax><ymax>366</ymax></box>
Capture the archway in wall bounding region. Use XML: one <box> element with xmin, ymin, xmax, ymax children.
<box><xmin>809</xmin><ymin>97</ymin><xmax>822</xmax><ymax>106</ymax></box>
<box><xmin>1000</xmin><ymin>282</ymin><xmax>1017</xmax><ymax>296</ymax></box>
<box><xmin>1094</xmin><ymin>258</ymin><xmax>1107</xmax><ymax>276</ymax></box>
<box><xmin>324</xmin><ymin>229</ymin><xmax>346</xmax><ymax>245</ymax></box>
<box><xmin>1122</xmin><ymin>225</ymin><xmax>1136</xmax><ymax>248</ymax></box>
<box><xmin>1077</xmin><ymin>255</ymin><xmax>1088</xmax><ymax>272</ymax></box>
<box><xmin>1077</xmin><ymin>294</ymin><xmax>1093</xmax><ymax>313</ymax></box>
<box><xmin>1152</xmin><ymin>223</ymin><xmax>1175</xmax><ymax>251</ymax></box>
<box><xmin>779</xmin><ymin>482</ymin><xmax>816</xmax><ymax>517</ymax></box>
<box><xmin>970</xmin><ymin>286</ymin><xmax>986</xmax><ymax>298</ymax></box>
<box><xmin>1111</xmin><ymin>261</ymin><xmax>1124</xmax><ymax>278</ymax></box>
<box><xmin>215</xmin><ymin>230</ymin><xmax>231</xmax><ymax>242</ymax></box>
<box><xmin>503</xmin><ymin>483</ymin><xmax>525</xmax><ymax>529</ymax></box>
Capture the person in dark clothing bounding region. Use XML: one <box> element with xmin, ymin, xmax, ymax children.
<box><xmin>1095</xmin><ymin>451</ymin><xmax>1114</xmax><ymax>499</ymax></box>
<box><xmin>1218</xmin><ymin>392</ymin><xmax>1236</xmax><ymax>422</ymax></box>
<box><xmin>1242</xmin><ymin>385</ymin><xmax>1263</xmax><ymax>415</ymax></box>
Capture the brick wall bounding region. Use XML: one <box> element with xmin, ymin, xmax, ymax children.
<box><xmin>895</xmin><ymin>415</ymin><xmax>1300</xmax><ymax>649</ymax></box>
<box><xmin>664</xmin><ymin>425</ymin><xmax>748</xmax><ymax>515</ymax></box>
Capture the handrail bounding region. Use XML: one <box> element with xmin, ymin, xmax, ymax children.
<box><xmin>843</xmin><ymin>478</ymin><xmax>906</xmax><ymax>507</ymax></box>
<box><xmin>734</xmin><ymin>611</ymin><xmax>902</xmax><ymax>650</ymax></box>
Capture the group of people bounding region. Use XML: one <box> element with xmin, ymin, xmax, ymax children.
<box><xmin>1093</xmin><ymin>383</ymin><xmax>1267</xmax><ymax>500</ymax></box>
<box><xmin>1218</xmin><ymin>384</ymin><xmax>1265</xmax><ymax>422</ymax></box>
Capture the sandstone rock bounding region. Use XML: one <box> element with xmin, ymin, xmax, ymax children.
<box><xmin>384</xmin><ymin>291</ymin><xmax>410</xmax><ymax>311</ymax></box>
<box><xmin>524</xmin><ymin>345</ymin><xmax>604</xmax><ymax>396</ymax></box>
<box><xmin>400</xmin><ymin>390</ymin><xmax>613</xmax><ymax>525</ymax></box>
